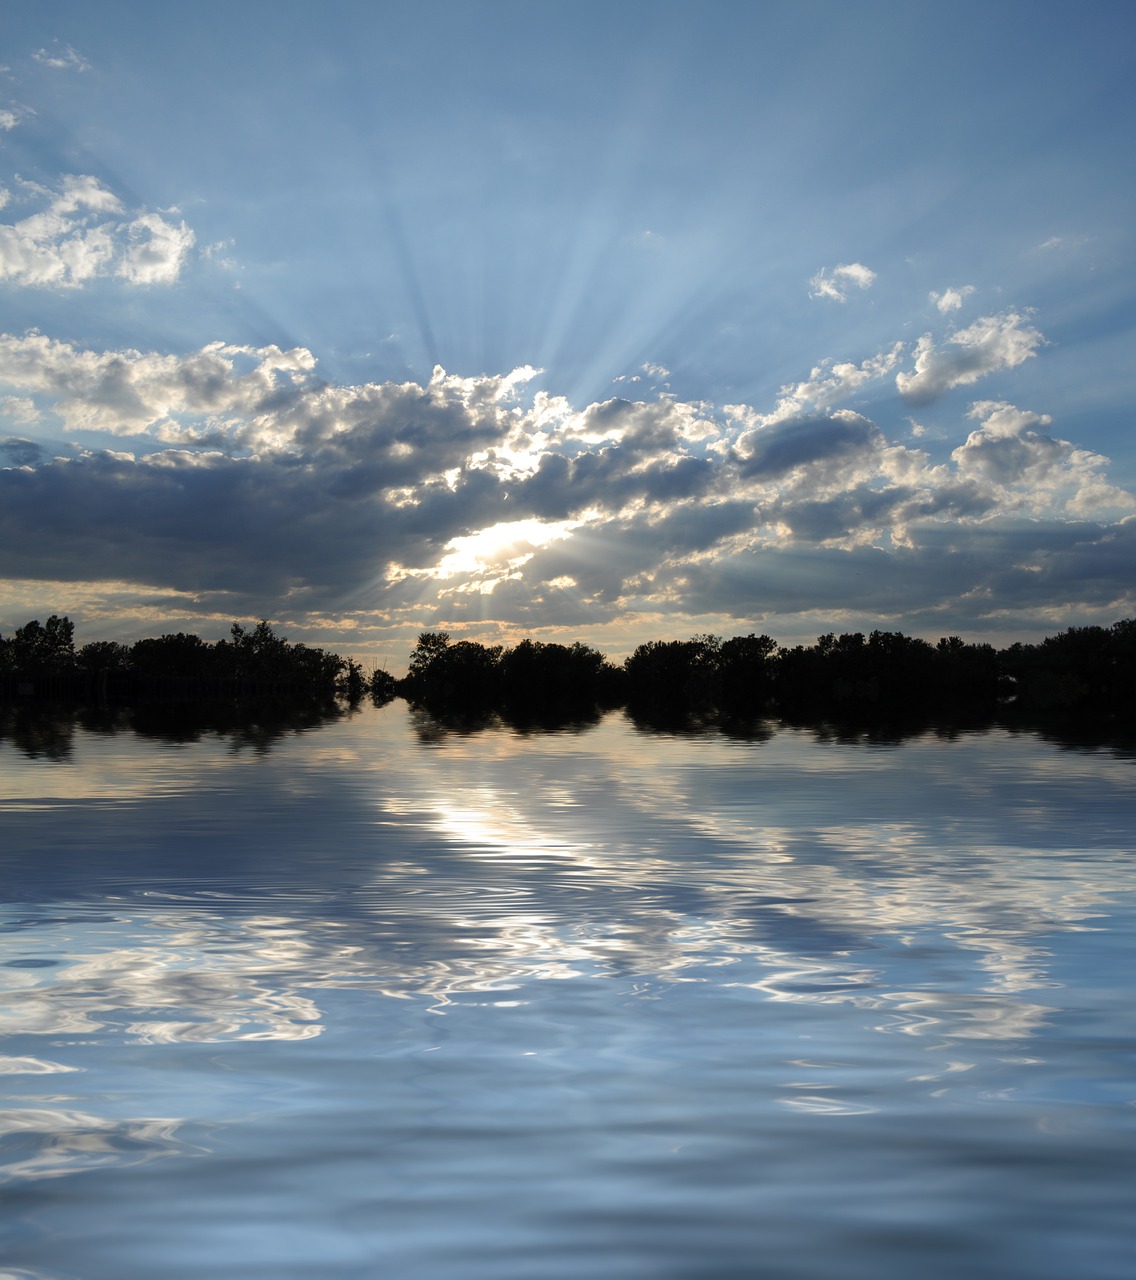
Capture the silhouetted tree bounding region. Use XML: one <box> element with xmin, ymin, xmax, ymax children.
<box><xmin>370</xmin><ymin>667</ymin><xmax>398</xmax><ymax>703</ymax></box>
<box><xmin>624</xmin><ymin>635</ymin><xmax>723</xmax><ymax>706</ymax></box>
<box><xmin>497</xmin><ymin>638</ymin><xmax>620</xmax><ymax>709</ymax></box>
<box><xmin>1</xmin><ymin>616</ymin><xmax>76</xmax><ymax>672</ymax></box>
<box><xmin>219</xmin><ymin>620</ymin><xmax>292</xmax><ymax>677</ymax></box>
<box><xmin>77</xmin><ymin>640</ymin><xmax>133</xmax><ymax>672</ymax></box>
<box><xmin>719</xmin><ymin>633</ymin><xmax>777</xmax><ymax>707</ymax></box>
<box><xmin>408</xmin><ymin>631</ymin><xmax>451</xmax><ymax>678</ymax></box>
<box><xmin>934</xmin><ymin>636</ymin><xmax>1001</xmax><ymax>705</ymax></box>
<box><xmin>131</xmin><ymin>632</ymin><xmax>214</xmax><ymax>677</ymax></box>
<box><xmin>336</xmin><ymin>658</ymin><xmax>367</xmax><ymax>703</ymax></box>
<box><xmin>400</xmin><ymin>634</ymin><xmax>502</xmax><ymax>706</ymax></box>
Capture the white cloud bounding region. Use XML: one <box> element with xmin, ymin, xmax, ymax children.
<box><xmin>32</xmin><ymin>45</ymin><xmax>91</xmax><ymax>72</ymax></box>
<box><xmin>929</xmin><ymin>285</ymin><xmax>975</xmax><ymax>313</ymax></box>
<box><xmin>952</xmin><ymin>401</ymin><xmax>1134</xmax><ymax>517</ymax></box>
<box><xmin>52</xmin><ymin>174</ymin><xmax>123</xmax><ymax>216</ymax></box>
<box><xmin>1</xmin><ymin>395</ymin><xmax>39</xmax><ymax>426</ymax></box>
<box><xmin>896</xmin><ymin>312</ymin><xmax>1044</xmax><ymax>405</ymax></box>
<box><xmin>0</xmin><ymin>333</ymin><xmax>317</xmax><ymax>433</ymax></box>
<box><xmin>729</xmin><ymin>343</ymin><xmax>903</xmax><ymax>431</ymax></box>
<box><xmin>809</xmin><ymin>262</ymin><xmax>876</xmax><ymax>302</ymax></box>
<box><xmin>0</xmin><ymin>175</ymin><xmax>195</xmax><ymax>288</ymax></box>
<box><xmin>118</xmin><ymin>213</ymin><xmax>197</xmax><ymax>284</ymax></box>
<box><xmin>0</xmin><ymin>104</ymin><xmax>32</xmax><ymax>133</ymax></box>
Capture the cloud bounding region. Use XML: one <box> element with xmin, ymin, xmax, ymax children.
<box><xmin>0</xmin><ymin>435</ymin><xmax>43</xmax><ymax>466</ymax></box>
<box><xmin>728</xmin><ymin>343</ymin><xmax>903</xmax><ymax>430</ymax></box>
<box><xmin>952</xmin><ymin>401</ymin><xmax>1135</xmax><ymax>517</ymax></box>
<box><xmin>1</xmin><ymin>394</ymin><xmax>38</xmax><ymax>426</ymax></box>
<box><xmin>1036</xmin><ymin>235</ymin><xmax>1090</xmax><ymax>253</ymax></box>
<box><xmin>200</xmin><ymin>237</ymin><xmax>238</xmax><ymax>272</ymax></box>
<box><xmin>1</xmin><ymin>334</ymin><xmax>1131</xmax><ymax>642</ymax></box>
<box><xmin>734</xmin><ymin>412</ymin><xmax>882</xmax><ymax>482</ymax></box>
<box><xmin>0</xmin><ymin>104</ymin><xmax>33</xmax><ymax>133</ymax></box>
<box><xmin>929</xmin><ymin>285</ymin><xmax>975</xmax><ymax>313</ymax></box>
<box><xmin>0</xmin><ymin>176</ymin><xmax>195</xmax><ymax>288</ymax></box>
<box><xmin>809</xmin><ymin>262</ymin><xmax>876</xmax><ymax>302</ymax></box>
<box><xmin>896</xmin><ymin>312</ymin><xmax>1044</xmax><ymax>405</ymax></box>
<box><xmin>117</xmin><ymin>213</ymin><xmax>197</xmax><ymax>285</ymax></box>
<box><xmin>32</xmin><ymin>45</ymin><xmax>91</xmax><ymax>72</ymax></box>
<box><xmin>0</xmin><ymin>333</ymin><xmax>321</xmax><ymax>435</ymax></box>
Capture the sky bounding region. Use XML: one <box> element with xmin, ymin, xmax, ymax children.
<box><xmin>1</xmin><ymin>0</ymin><xmax>1134</xmax><ymax>670</ymax></box>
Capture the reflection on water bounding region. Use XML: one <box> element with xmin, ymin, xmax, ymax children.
<box><xmin>0</xmin><ymin>698</ymin><xmax>355</xmax><ymax>763</ymax></box>
<box><xmin>1</xmin><ymin>704</ymin><xmax>1134</xmax><ymax>1279</ymax></box>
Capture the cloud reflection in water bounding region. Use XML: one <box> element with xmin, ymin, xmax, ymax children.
<box><xmin>0</xmin><ymin>706</ymin><xmax>1133</xmax><ymax>1218</ymax></box>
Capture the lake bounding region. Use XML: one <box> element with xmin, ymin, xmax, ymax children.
<box><xmin>1</xmin><ymin>702</ymin><xmax>1134</xmax><ymax>1279</ymax></box>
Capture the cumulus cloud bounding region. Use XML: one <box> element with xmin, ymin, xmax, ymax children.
<box><xmin>929</xmin><ymin>285</ymin><xmax>975</xmax><ymax>313</ymax></box>
<box><xmin>1</xmin><ymin>334</ymin><xmax>1131</xmax><ymax>641</ymax></box>
<box><xmin>734</xmin><ymin>412</ymin><xmax>883</xmax><ymax>482</ymax></box>
<box><xmin>896</xmin><ymin>312</ymin><xmax>1044</xmax><ymax>405</ymax></box>
<box><xmin>953</xmin><ymin>401</ymin><xmax>1135</xmax><ymax>518</ymax></box>
<box><xmin>0</xmin><ymin>333</ymin><xmax>319</xmax><ymax>434</ymax></box>
<box><xmin>809</xmin><ymin>262</ymin><xmax>876</xmax><ymax>302</ymax></box>
<box><xmin>117</xmin><ymin>213</ymin><xmax>197</xmax><ymax>284</ymax></box>
<box><xmin>0</xmin><ymin>176</ymin><xmax>195</xmax><ymax>288</ymax></box>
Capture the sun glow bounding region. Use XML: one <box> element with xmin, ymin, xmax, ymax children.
<box><xmin>433</xmin><ymin>518</ymin><xmax>578</xmax><ymax>579</ymax></box>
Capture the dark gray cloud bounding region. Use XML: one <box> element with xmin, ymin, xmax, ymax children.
<box><xmin>734</xmin><ymin>413</ymin><xmax>881</xmax><ymax>480</ymax></box>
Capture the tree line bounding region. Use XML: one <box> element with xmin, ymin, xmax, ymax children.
<box><xmin>2</xmin><ymin>614</ymin><xmax>1134</xmax><ymax>717</ymax></box>
<box><xmin>396</xmin><ymin>620</ymin><xmax>1136</xmax><ymax>717</ymax></box>
<box><xmin>0</xmin><ymin>617</ymin><xmax>366</xmax><ymax>703</ymax></box>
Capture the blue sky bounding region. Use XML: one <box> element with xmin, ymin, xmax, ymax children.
<box><xmin>2</xmin><ymin>1</ymin><xmax>1134</xmax><ymax>666</ymax></box>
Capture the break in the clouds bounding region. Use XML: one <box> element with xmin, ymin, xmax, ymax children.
<box><xmin>0</xmin><ymin>175</ymin><xmax>195</xmax><ymax>287</ymax></box>
<box><xmin>1</xmin><ymin>307</ymin><xmax>1132</xmax><ymax>647</ymax></box>
<box><xmin>809</xmin><ymin>263</ymin><xmax>876</xmax><ymax>302</ymax></box>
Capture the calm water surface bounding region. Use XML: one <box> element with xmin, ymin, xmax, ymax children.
<box><xmin>1</xmin><ymin>703</ymin><xmax>1134</xmax><ymax>1279</ymax></box>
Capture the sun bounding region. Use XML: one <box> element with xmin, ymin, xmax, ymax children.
<box><xmin>433</xmin><ymin>518</ymin><xmax>578</xmax><ymax>579</ymax></box>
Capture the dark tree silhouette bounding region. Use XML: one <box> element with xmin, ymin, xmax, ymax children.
<box><xmin>5</xmin><ymin>611</ymin><xmax>1134</xmax><ymax>722</ymax></box>
<box><xmin>0</xmin><ymin>616</ymin><xmax>76</xmax><ymax>672</ymax></box>
<box><xmin>77</xmin><ymin>640</ymin><xmax>132</xmax><ymax>672</ymax></box>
